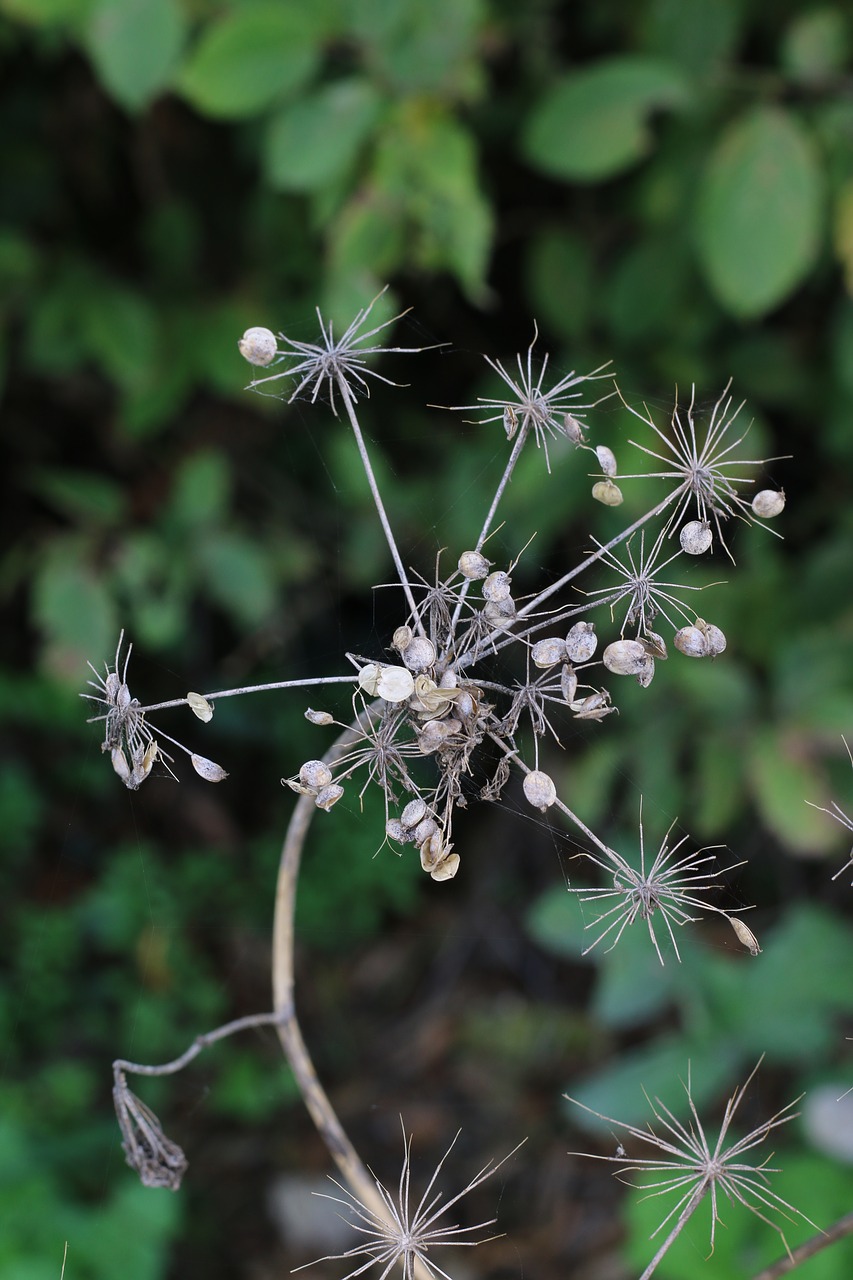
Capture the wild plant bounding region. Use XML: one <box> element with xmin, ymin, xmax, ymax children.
<box><xmin>83</xmin><ymin>288</ymin><xmax>850</xmax><ymax>1278</ymax></box>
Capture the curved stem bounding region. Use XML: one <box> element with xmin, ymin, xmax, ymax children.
<box><xmin>750</xmin><ymin>1212</ymin><xmax>853</xmax><ymax>1280</ymax></box>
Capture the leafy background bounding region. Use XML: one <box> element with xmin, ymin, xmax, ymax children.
<box><xmin>3</xmin><ymin>0</ymin><xmax>853</xmax><ymax>1277</ymax></box>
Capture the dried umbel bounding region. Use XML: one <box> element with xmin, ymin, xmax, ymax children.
<box><xmin>113</xmin><ymin>1074</ymin><xmax>188</xmax><ymax>1191</ymax></box>
<box><xmin>674</xmin><ymin>618</ymin><xmax>727</xmax><ymax>658</ymax></box>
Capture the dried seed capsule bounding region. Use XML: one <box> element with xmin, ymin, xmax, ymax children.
<box><xmin>190</xmin><ymin>753</ymin><xmax>228</xmax><ymax>782</ymax></box>
<box><xmin>592</xmin><ymin>479</ymin><xmax>623</xmax><ymax>506</ymax></box>
<box><xmin>679</xmin><ymin>520</ymin><xmax>713</xmax><ymax>555</ymax></box>
<box><xmin>595</xmin><ymin>445</ymin><xmax>617</xmax><ymax>476</ymax></box>
<box><xmin>358</xmin><ymin>663</ymin><xmax>415</xmax><ymax>702</ymax></box>
<box><xmin>566</xmin><ymin>621</ymin><xmax>597</xmax><ymax>663</ymax></box>
<box><xmin>458</xmin><ymin>550</ymin><xmax>491</xmax><ymax>580</ymax></box>
<box><xmin>503</xmin><ymin>406</ymin><xmax>518</xmax><ymax>438</ymax></box>
<box><xmin>187</xmin><ymin>691</ymin><xmax>213</xmax><ymax>722</ymax></box>
<box><xmin>560</xmin><ymin>663</ymin><xmax>578</xmax><ymax>704</ymax></box>
<box><xmin>238</xmin><ymin>326</ymin><xmax>277</xmax><ymax>366</ymax></box>
<box><xmin>531</xmin><ymin>638</ymin><xmax>567</xmax><ymax>668</ymax></box>
<box><xmin>385</xmin><ymin>819</ymin><xmax>409</xmax><ymax>843</ymax></box>
<box><xmin>603</xmin><ymin>639</ymin><xmax>649</xmax><ymax>675</ymax></box>
<box><xmin>752</xmin><ymin>489</ymin><xmax>785</xmax><ymax>518</ymax></box>
<box><xmin>701</xmin><ymin>622</ymin><xmax>727</xmax><ymax>656</ymax></box>
<box><xmin>636</xmin><ymin>655</ymin><xmax>656</xmax><ymax>688</ymax></box>
<box><xmin>400</xmin><ymin>636</ymin><xmax>436</xmax><ymax>673</ymax></box>
<box><xmin>729</xmin><ymin>917</ymin><xmax>761</xmax><ymax>956</ymax></box>
<box><xmin>483</xmin><ymin>570</ymin><xmax>512</xmax><ymax>602</ymax></box>
<box><xmin>419</xmin><ymin>830</ymin><xmax>445</xmax><ymax>872</ymax></box>
<box><xmin>640</xmin><ymin>630</ymin><xmax>668</xmax><ymax>659</ymax></box>
<box><xmin>315</xmin><ymin>783</ymin><xmax>344</xmax><ymax>811</ymax></box>
<box><xmin>392</xmin><ymin>625</ymin><xmax>413</xmax><ymax>652</ymax></box>
<box><xmin>413</xmin><ymin>817</ymin><xmax>439</xmax><ymax>844</ymax></box>
<box><xmin>401</xmin><ymin>798</ymin><xmax>427</xmax><ymax>829</ymax></box>
<box><xmin>523</xmin><ymin>770</ymin><xmax>557</xmax><ymax>811</ymax></box>
<box><xmin>111</xmin><ymin>745</ymin><xmax>131</xmax><ymax>784</ymax></box>
<box><xmin>299</xmin><ymin>760</ymin><xmax>333</xmax><ymax>790</ymax></box>
<box><xmin>571</xmin><ymin>691</ymin><xmax>613</xmax><ymax>719</ymax></box>
<box><xmin>563</xmin><ymin>413</ymin><xmax>586</xmax><ymax>444</ymax></box>
<box><xmin>430</xmin><ymin>852</ymin><xmax>460</xmax><ymax>881</ymax></box>
<box><xmin>674</xmin><ymin>625</ymin><xmax>709</xmax><ymax>658</ymax></box>
<box><xmin>305</xmin><ymin>708</ymin><xmax>334</xmax><ymax>725</ymax></box>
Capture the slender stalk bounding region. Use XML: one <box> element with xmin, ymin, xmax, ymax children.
<box><xmin>639</xmin><ymin>1179</ymin><xmax>710</xmax><ymax>1280</ymax></box>
<box><xmin>750</xmin><ymin>1212</ymin><xmax>853</xmax><ymax>1280</ymax></box>
<box><xmin>134</xmin><ymin>674</ymin><xmax>356</xmax><ymax>715</ymax></box>
<box><xmin>336</xmin><ymin>372</ymin><xmax>424</xmax><ymax>633</ymax></box>
<box><xmin>114</xmin><ymin>1010</ymin><xmax>286</xmax><ymax>1080</ymax></box>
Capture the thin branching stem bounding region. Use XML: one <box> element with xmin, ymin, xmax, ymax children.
<box><xmin>639</xmin><ymin>1179</ymin><xmax>710</xmax><ymax>1280</ymax></box>
<box><xmin>750</xmin><ymin>1211</ymin><xmax>853</xmax><ymax>1280</ymax></box>
<box><xmin>113</xmin><ymin>1011</ymin><xmax>286</xmax><ymax>1081</ymax></box>
<box><xmin>134</xmin><ymin>674</ymin><xmax>356</xmax><ymax>715</ymax></box>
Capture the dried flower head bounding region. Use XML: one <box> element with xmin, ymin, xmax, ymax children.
<box><xmin>297</xmin><ymin>1123</ymin><xmax>523</xmax><ymax>1280</ymax></box>
<box><xmin>113</xmin><ymin>1071</ymin><xmax>188</xmax><ymax>1191</ymax></box>
<box><xmin>567</xmin><ymin>1058</ymin><xmax>818</xmax><ymax>1276</ymax></box>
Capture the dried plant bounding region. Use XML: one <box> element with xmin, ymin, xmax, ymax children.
<box><xmin>82</xmin><ymin>289</ymin><xmax>811</xmax><ymax>1276</ymax></box>
<box><xmin>567</xmin><ymin>1059</ymin><xmax>820</xmax><ymax>1280</ymax></box>
<box><xmin>806</xmin><ymin>736</ymin><xmax>853</xmax><ymax>884</ymax></box>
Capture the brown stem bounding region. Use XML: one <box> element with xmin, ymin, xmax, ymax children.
<box><xmin>750</xmin><ymin>1211</ymin><xmax>853</xmax><ymax>1280</ymax></box>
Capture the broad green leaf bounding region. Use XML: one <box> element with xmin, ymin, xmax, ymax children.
<box><xmin>781</xmin><ymin>8</ymin><xmax>850</xmax><ymax>86</ymax></box>
<box><xmin>695</xmin><ymin>107</ymin><xmax>824</xmax><ymax>318</ymax></box>
<box><xmin>749</xmin><ymin>727</ymin><xmax>839</xmax><ymax>854</ymax></box>
<box><xmin>166</xmin><ymin>449</ymin><xmax>231</xmax><ymax>529</ymax></box>
<box><xmin>521</xmin><ymin>56</ymin><xmax>690</xmax><ymax>182</ymax></box>
<box><xmin>177</xmin><ymin>5</ymin><xmax>323</xmax><ymax>119</ymax></box>
<box><xmin>525</xmin><ymin>229</ymin><xmax>594</xmax><ymax>342</ymax></box>
<box><xmin>32</xmin><ymin>540</ymin><xmax>117</xmax><ymax>681</ymax></box>
<box><xmin>0</xmin><ymin>0</ymin><xmax>91</xmax><ymax>22</ymax></box>
<box><xmin>27</xmin><ymin>468</ymin><xmax>127</xmax><ymax>525</ymax></box>
<box><xmin>345</xmin><ymin>0</ymin><xmax>483</xmax><ymax>94</ymax></box>
<box><xmin>86</xmin><ymin>0</ymin><xmax>186</xmax><ymax>112</ymax></box>
<box><xmin>526</xmin><ymin>883</ymin><xmax>590</xmax><ymax>960</ymax></box>
<box><xmin>264</xmin><ymin>78</ymin><xmax>381</xmax><ymax>192</ymax></box>
<box><xmin>640</xmin><ymin>0</ymin><xmax>740</xmax><ymax>77</ymax></box>
<box><xmin>194</xmin><ymin>530</ymin><xmax>276</xmax><ymax>625</ymax></box>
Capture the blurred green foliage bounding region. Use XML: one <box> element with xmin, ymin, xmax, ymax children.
<box><xmin>3</xmin><ymin>0</ymin><xmax>853</xmax><ymax>1275</ymax></box>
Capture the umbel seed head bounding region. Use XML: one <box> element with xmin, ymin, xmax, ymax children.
<box><xmin>238</xmin><ymin>326</ymin><xmax>278</xmax><ymax>366</ymax></box>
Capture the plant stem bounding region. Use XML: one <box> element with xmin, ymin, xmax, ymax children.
<box><xmin>639</xmin><ymin>1179</ymin><xmax>709</xmax><ymax>1280</ymax></box>
<box><xmin>750</xmin><ymin>1211</ymin><xmax>853</xmax><ymax>1279</ymax></box>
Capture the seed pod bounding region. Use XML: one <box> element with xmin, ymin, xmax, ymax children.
<box><xmin>563</xmin><ymin>413</ymin><xmax>586</xmax><ymax>444</ymax></box>
<box><xmin>702</xmin><ymin>622</ymin><xmax>727</xmax><ymax>656</ymax></box>
<box><xmin>305</xmin><ymin>708</ymin><xmax>334</xmax><ymax>725</ymax></box>
<box><xmin>438</xmin><ymin>670</ymin><xmax>458</xmax><ymax>689</ymax></box>
<box><xmin>566</xmin><ymin>621</ymin><xmax>597</xmax><ymax>663</ymax></box>
<box><xmin>358</xmin><ymin>663</ymin><xmax>415</xmax><ymax>702</ymax></box>
<box><xmin>401</xmin><ymin>798</ymin><xmax>427</xmax><ymax>829</ymax></box>
<box><xmin>503</xmin><ymin>406</ymin><xmax>518</xmax><ymax>439</ymax></box>
<box><xmin>392</xmin><ymin>625</ymin><xmax>413</xmax><ymax>652</ymax></box>
<box><xmin>455</xmin><ymin>688</ymin><xmax>476</xmax><ymax>718</ymax></box>
<box><xmin>430</xmin><ymin>852</ymin><xmax>460</xmax><ymax>881</ymax></box>
<box><xmin>636</xmin><ymin>655</ymin><xmax>656</xmax><ymax>688</ymax></box>
<box><xmin>571</xmin><ymin>691</ymin><xmax>612</xmax><ymax>719</ymax></box>
<box><xmin>483</xmin><ymin>570</ymin><xmax>512</xmax><ymax>602</ymax></box>
<box><xmin>640</xmin><ymin>630</ymin><xmax>668</xmax><ymax>660</ymax></box>
<box><xmin>401</xmin><ymin>636</ymin><xmax>436</xmax><ymax>673</ymax></box>
<box><xmin>673</xmin><ymin>625</ymin><xmax>708</xmax><ymax>658</ymax></box>
<box><xmin>419</xmin><ymin>830</ymin><xmax>445</xmax><ymax>872</ymax></box>
<box><xmin>413</xmin><ymin>817</ymin><xmax>439</xmax><ymax>845</ymax></box>
<box><xmin>315</xmin><ymin>783</ymin><xmax>344</xmax><ymax>811</ymax></box>
<box><xmin>458</xmin><ymin>550</ymin><xmax>491</xmax><ymax>580</ymax></box>
<box><xmin>560</xmin><ymin>663</ymin><xmax>578</xmax><ymax>704</ymax></box>
<box><xmin>483</xmin><ymin>596</ymin><xmax>516</xmax><ymax>625</ymax></box>
<box><xmin>111</xmin><ymin>745</ymin><xmax>131</xmax><ymax>784</ymax></box>
<box><xmin>730</xmin><ymin>917</ymin><xmax>762</xmax><ymax>956</ymax></box>
<box><xmin>385</xmin><ymin>819</ymin><xmax>409</xmax><ymax>843</ymax></box>
<box><xmin>299</xmin><ymin>760</ymin><xmax>332</xmax><ymax>790</ymax></box>
<box><xmin>752</xmin><ymin>489</ymin><xmax>785</xmax><ymax>518</ymax></box>
<box><xmin>238</xmin><ymin>326</ymin><xmax>277</xmax><ymax>367</ymax></box>
<box><xmin>418</xmin><ymin>718</ymin><xmax>461</xmax><ymax>753</ymax></box>
<box><xmin>532</xmin><ymin>638</ymin><xmax>567</xmax><ymax>668</ymax></box>
<box><xmin>679</xmin><ymin>520</ymin><xmax>713</xmax><ymax>555</ymax></box>
<box><xmin>603</xmin><ymin>639</ymin><xmax>649</xmax><ymax>675</ymax></box>
<box><xmin>187</xmin><ymin>691</ymin><xmax>214</xmax><ymax>722</ymax></box>
<box><xmin>523</xmin><ymin>770</ymin><xmax>557</xmax><ymax>811</ymax></box>
<box><xmin>190</xmin><ymin>753</ymin><xmax>229</xmax><ymax>782</ymax></box>
<box><xmin>591</xmin><ymin>479</ymin><xmax>623</xmax><ymax>506</ymax></box>
<box><xmin>595</xmin><ymin>445</ymin><xmax>617</xmax><ymax>476</ymax></box>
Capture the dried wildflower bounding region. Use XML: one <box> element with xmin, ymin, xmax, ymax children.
<box><xmin>445</xmin><ymin>327</ymin><xmax>611</xmax><ymax>471</ymax></box>
<box><xmin>296</xmin><ymin>1123</ymin><xmax>522</xmax><ymax>1280</ymax></box>
<box><xmin>113</xmin><ymin>1072</ymin><xmax>188</xmax><ymax>1191</ymax></box>
<box><xmin>245</xmin><ymin>287</ymin><xmax>430</xmax><ymax>412</ymax></box>
<box><xmin>582</xmin><ymin>527</ymin><xmax>712</xmax><ymax>639</ymax></box>
<box><xmin>567</xmin><ymin>1059</ymin><xmax>818</xmax><ymax>1276</ymax></box>
<box><xmin>567</xmin><ymin>803</ymin><xmax>747</xmax><ymax>964</ymax></box>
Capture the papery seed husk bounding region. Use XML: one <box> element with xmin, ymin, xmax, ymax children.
<box><xmin>702</xmin><ymin>622</ymin><xmax>727</xmax><ymax>656</ymax></box>
<box><xmin>238</xmin><ymin>326</ymin><xmax>277</xmax><ymax>366</ymax></box>
<box><xmin>752</xmin><ymin>488</ymin><xmax>785</xmax><ymax>518</ymax></box>
<box><xmin>458</xmin><ymin>550</ymin><xmax>491</xmax><ymax>580</ymax></box>
<box><xmin>401</xmin><ymin>798</ymin><xmax>427</xmax><ymax>828</ymax></box>
<box><xmin>591</xmin><ymin>479</ymin><xmax>623</xmax><ymax>506</ymax></box>
<box><xmin>483</xmin><ymin>570</ymin><xmax>512</xmax><ymax>602</ymax></box>
<box><xmin>419</xmin><ymin>832</ymin><xmax>444</xmax><ymax>871</ymax></box>
<box><xmin>191</xmin><ymin>753</ymin><xmax>229</xmax><ymax>782</ymax></box>
<box><xmin>299</xmin><ymin>759</ymin><xmax>333</xmax><ymax>790</ymax></box>
<box><xmin>603</xmin><ymin>639</ymin><xmax>648</xmax><ymax>675</ymax></box>
<box><xmin>523</xmin><ymin>770</ymin><xmax>557</xmax><ymax>811</ymax></box>
<box><xmin>674</xmin><ymin>625</ymin><xmax>709</xmax><ymax>657</ymax></box>
<box><xmin>392</xmin><ymin>625</ymin><xmax>413</xmax><ymax>652</ymax></box>
<box><xmin>566</xmin><ymin>621</ymin><xmax>597</xmax><ymax>662</ymax></box>
<box><xmin>680</xmin><ymin>520</ymin><xmax>713</xmax><ymax>555</ymax></box>
<box><xmin>595</xmin><ymin>445</ymin><xmax>617</xmax><ymax>477</ymax></box>
<box><xmin>385</xmin><ymin>819</ymin><xmax>409</xmax><ymax>843</ymax></box>
<box><xmin>305</xmin><ymin>708</ymin><xmax>334</xmax><ymax>725</ymax></box>
<box><xmin>187</xmin><ymin>692</ymin><xmax>214</xmax><ymax>722</ymax></box>
<box><xmin>641</xmin><ymin>630</ymin><xmax>668</xmax><ymax>659</ymax></box>
<box><xmin>358</xmin><ymin>663</ymin><xmax>414</xmax><ymax>702</ymax></box>
<box><xmin>483</xmin><ymin>597</ymin><xmax>516</xmax><ymax>625</ymax></box>
<box><xmin>532</xmin><ymin>638</ymin><xmax>567</xmax><ymax>668</ymax></box>
<box><xmin>730</xmin><ymin>917</ymin><xmax>762</xmax><ymax>956</ymax></box>
<box><xmin>413</xmin><ymin>817</ymin><xmax>439</xmax><ymax>844</ymax></box>
<box><xmin>401</xmin><ymin>636</ymin><xmax>436</xmax><ymax>672</ymax></box>
<box><xmin>439</xmin><ymin>670</ymin><xmax>458</xmax><ymax>689</ymax></box>
<box><xmin>636</xmin><ymin>656</ymin><xmax>655</xmax><ymax>688</ymax></box>
<box><xmin>430</xmin><ymin>852</ymin><xmax>460</xmax><ymax>881</ymax></box>
<box><xmin>560</xmin><ymin>663</ymin><xmax>578</xmax><ymax>704</ymax></box>
<box><xmin>315</xmin><ymin>783</ymin><xmax>344</xmax><ymax>811</ymax></box>
<box><xmin>563</xmin><ymin>413</ymin><xmax>586</xmax><ymax>444</ymax></box>
<box><xmin>111</xmin><ymin>745</ymin><xmax>131</xmax><ymax>784</ymax></box>
<box><xmin>503</xmin><ymin>406</ymin><xmax>518</xmax><ymax>439</ymax></box>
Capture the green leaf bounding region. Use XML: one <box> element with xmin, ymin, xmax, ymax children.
<box><xmin>264</xmin><ymin>77</ymin><xmax>381</xmax><ymax>192</ymax></box>
<box><xmin>695</xmin><ymin>106</ymin><xmax>824</xmax><ymax>318</ymax></box>
<box><xmin>781</xmin><ymin>8</ymin><xmax>850</xmax><ymax>87</ymax></box>
<box><xmin>193</xmin><ymin>530</ymin><xmax>276</xmax><ymax>626</ymax></box>
<box><xmin>166</xmin><ymin>450</ymin><xmax>231</xmax><ymax>529</ymax></box>
<box><xmin>86</xmin><ymin>0</ymin><xmax>186</xmax><ymax>112</ymax></box>
<box><xmin>177</xmin><ymin>4</ymin><xmax>324</xmax><ymax>119</ymax></box>
<box><xmin>749</xmin><ymin>727</ymin><xmax>839</xmax><ymax>855</ymax></box>
<box><xmin>27</xmin><ymin>468</ymin><xmax>127</xmax><ymax>526</ymax></box>
<box><xmin>521</xmin><ymin>56</ymin><xmax>690</xmax><ymax>183</ymax></box>
<box><xmin>32</xmin><ymin>540</ymin><xmax>117</xmax><ymax>682</ymax></box>
<box><xmin>640</xmin><ymin>0</ymin><xmax>740</xmax><ymax>77</ymax></box>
